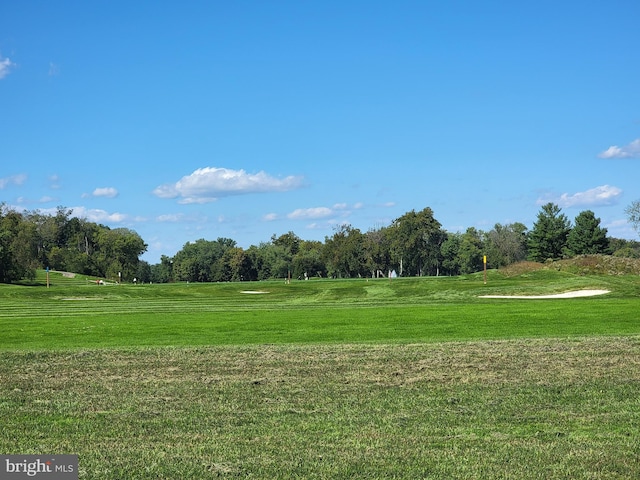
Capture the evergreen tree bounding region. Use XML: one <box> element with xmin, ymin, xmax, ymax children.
<box><xmin>527</xmin><ymin>203</ymin><xmax>571</xmax><ymax>262</ymax></box>
<box><xmin>565</xmin><ymin>210</ymin><xmax>608</xmax><ymax>256</ymax></box>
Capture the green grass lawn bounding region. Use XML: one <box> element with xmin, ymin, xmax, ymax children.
<box><xmin>1</xmin><ymin>269</ymin><xmax>640</xmax><ymax>478</ymax></box>
<box><xmin>2</xmin><ymin>269</ymin><xmax>639</xmax><ymax>349</ymax></box>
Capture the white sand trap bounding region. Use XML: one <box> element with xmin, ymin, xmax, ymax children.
<box><xmin>241</xmin><ymin>290</ymin><xmax>269</xmax><ymax>294</ymax></box>
<box><xmin>479</xmin><ymin>289</ymin><xmax>610</xmax><ymax>299</ymax></box>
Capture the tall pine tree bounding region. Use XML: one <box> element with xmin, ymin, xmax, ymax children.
<box><xmin>528</xmin><ymin>203</ymin><xmax>571</xmax><ymax>262</ymax></box>
<box><xmin>565</xmin><ymin>210</ymin><xmax>608</xmax><ymax>256</ymax></box>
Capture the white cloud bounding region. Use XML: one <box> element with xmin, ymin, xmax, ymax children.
<box><xmin>537</xmin><ymin>185</ymin><xmax>623</xmax><ymax>208</ymax></box>
<box><xmin>263</xmin><ymin>213</ymin><xmax>279</xmax><ymax>221</ymax></box>
<box><xmin>153</xmin><ymin>167</ymin><xmax>304</xmax><ymax>204</ymax></box>
<box><xmin>70</xmin><ymin>207</ymin><xmax>128</xmax><ymax>223</ymax></box>
<box><xmin>287</xmin><ymin>207</ymin><xmax>334</xmax><ymax>220</ymax></box>
<box><xmin>0</xmin><ymin>174</ymin><xmax>27</xmax><ymax>189</ymax></box>
<box><xmin>286</xmin><ymin>202</ymin><xmax>364</xmax><ymax>221</ymax></box>
<box><xmin>598</xmin><ymin>139</ymin><xmax>640</xmax><ymax>159</ymax></box>
<box><xmin>92</xmin><ymin>187</ymin><xmax>119</xmax><ymax>198</ymax></box>
<box><xmin>0</xmin><ymin>56</ymin><xmax>15</xmax><ymax>79</ymax></box>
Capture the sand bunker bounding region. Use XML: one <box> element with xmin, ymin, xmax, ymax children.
<box><xmin>240</xmin><ymin>290</ymin><xmax>269</xmax><ymax>294</ymax></box>
<box><xmin>479</xmin><ymin>289</ymin><xmax>610</xmax><ymax>299</ymax></box>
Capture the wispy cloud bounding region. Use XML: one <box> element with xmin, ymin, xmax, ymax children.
<box><xmin>49</xmin><ymin>174</ymin><xmax>61</xmax><ymax>189</ymax></box>
<box><xmin>157</xmin><ymin>213</ymin><xmax>187</xmax><ymax>222</ymax></box>
<box><xmin>71</xmin><ymin>206</ymin><xmax>128</xmax><ymax>223</ymax></box>
<box><xmin>48</xmin><ymin>62</ymin><xmax>60</xmax><ymax>76</ymax></box>
<box><xmin>153</xmin><ymin>167</ymin><xmax>304</xmax><ymax>204</ymax></box>
<box><xmin>287</xmin><ymin>207</ymin><xmax>334</xmax><ymax>220</ymax></box>
<box><xmin>0</xmin><ymin>174</ymin><xmax>27</xmax><ymax>189</ymax></box>
<box><xmin>286</xmin><ymin>203</ymin><xmax>354</xmax><ymax>220</ymax></box>
<box><xmin>156</xmin><ymin>212</ymin><xmax>208</xmax><ymax>223</ymax></box>
<box><xmin>0</xmin><ymin>56</ymin><xmax>15</xmax><ymax>79</ymax></box>
<box><xmin>598</xmin><ymin>139</ymin><xmax>640</xmax><ymax>159</ymax></box>
<box><xmin>537</xmin><ymin>185</ymin><xmax>623</xmax><ymax>208</ymax></box>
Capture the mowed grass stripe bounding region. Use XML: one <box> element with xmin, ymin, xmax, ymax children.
<box><xmin>1</xmin><ymin>297</ymin><xmax>639</xmax><ymax>349</ymax></box>
<box><xmin>1</xmin><ymin>273</ymin><xmax>639</xmax><ymax>349</ymax></box>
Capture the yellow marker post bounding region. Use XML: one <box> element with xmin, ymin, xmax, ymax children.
<box><xmin>483</xmin><ymin>256</ymin><xmax>487</xmax><ymax>285</ymax></box>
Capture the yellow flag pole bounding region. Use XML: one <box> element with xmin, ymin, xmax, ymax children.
<box><xmin>483</xmin><ymin>256</ymin><xmax>487</xmax><ymax>285</ymax></box>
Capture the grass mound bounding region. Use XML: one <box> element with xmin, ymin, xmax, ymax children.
<box><xmin>498</xmin><ymin>261</ymin><xmax>544</xmax><ymax>277</ymax></box>
<box><xmin>500</xmin><ymin>255</ymin><xmax>640</xmax><ymax>277</ymax></box>
<box><xmin>548</xmin><ymin>254</ymin><xmax>640</xmax><ymax>275</ymax></box>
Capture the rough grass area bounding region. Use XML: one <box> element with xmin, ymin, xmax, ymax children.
<box><xmin>550</xmin><ymin>255</ymin><xmax>640</xmax><ymax>276</ymax></box>
<box><xmin>499</xmin><ymin>255</ymin><xmax>640</xmax><ymax>277</ymax></box>
<box><xmin>2</xmin><ymin>338</ymin><xmax>640</xmax><ymax>478</ymax></box>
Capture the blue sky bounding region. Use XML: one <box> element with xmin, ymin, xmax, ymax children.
<box><xmin>1</xmin><ymin>1</ymin><xmax>639</xmax><ymax>263</ymax></box>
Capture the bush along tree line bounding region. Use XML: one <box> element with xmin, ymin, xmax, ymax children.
<box><xmin>1</xmin><ymin>201</ymin><xmax>640</xmax><ymax>284</ymax></box>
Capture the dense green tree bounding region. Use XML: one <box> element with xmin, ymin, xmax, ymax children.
<box><xmin>440</xmin><ymin>232</ymin><xmax>461</xmax><ymax>276</ymax></box>
<box><xmin>292</xmin><ymin>240</ymin><xmax>326</xmax><ymax>279</ymax></box>
<box><xmin>388</xmin><ymin>208</ymin><xmax>444</xmax><ymax>276</ymax></box>
<box><xmin>323</xmin><ymin>225</ymin><xmax>367</xmax><ymax>278</ymax></box>
<box><xmin>93</xmin><ymin>227</ymin><xmax>147</xmax><ymax>281</ymax></box>
<box><xmin>362</xmin><ymin>228</ymin><xmax>392</xmax><ymax>278</ymax></box>
<box><xmin>172</xmin><ymin>238</ymin><xmax>236</xmax><ymax>282</ymax></box>
<box><xmin>527</xmin><ymin>203</ymin><xmax>571</xmax><ymax>262</ymax></box>
<box><xmin>222</xmin><ymin>247</ymin><xmax>252</xmax><ymax>282</ymax></box>
<box><xmin>136</xmin><ymin>260</ymin><xmax>152</xmax><ymax>283</ymax></box>
<box><xmin>150</xmin><ymin>255</ymin><xmax>174</xmax><ymax>283</ymax></box>
<box><xmin>271</xmin><ymin>232</ymin><xmax>301</xmax><ymax>256</ymax></box>
<box><xmin>458</xmin><ymin>227</ymin><xmax>484</xmax><ymax>274</ymax></box>
<box><xmin>485</xmin><ymin>222</ymin><xmax>528</xmax><ymax>268</ymax></box>
<box><xmin>244</xmin><ymin>244</ymin><xmax>270</xmax><ymax>280</ymax></box>
<box><xmin>565</xmin><ymin>210</ymin><xmax>609</xmax><ymax>256</ymax></box>
<box><xmin>609</xmin><ymin>238</ymin><xmax>640</xmax><ymax>259</ymax></box>
<box><xmin>0</xmin><ymin>206</ymin><xmax>38</xmax><ymax>282</ymax></box>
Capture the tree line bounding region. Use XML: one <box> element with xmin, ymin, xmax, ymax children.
<box><xmin>0</xmin><ymin>204</ymin><xmax>146</xmax><ymax>283</ymax></box>
<box><xmin>146</xmin><ymin>202</ymin><xmax>640</xmax><ymax>284</ymax></box>
<box><xmin>1</xmin><ymin>201</ymin><xmax>639</xmax><ymax>284</ymax></box>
